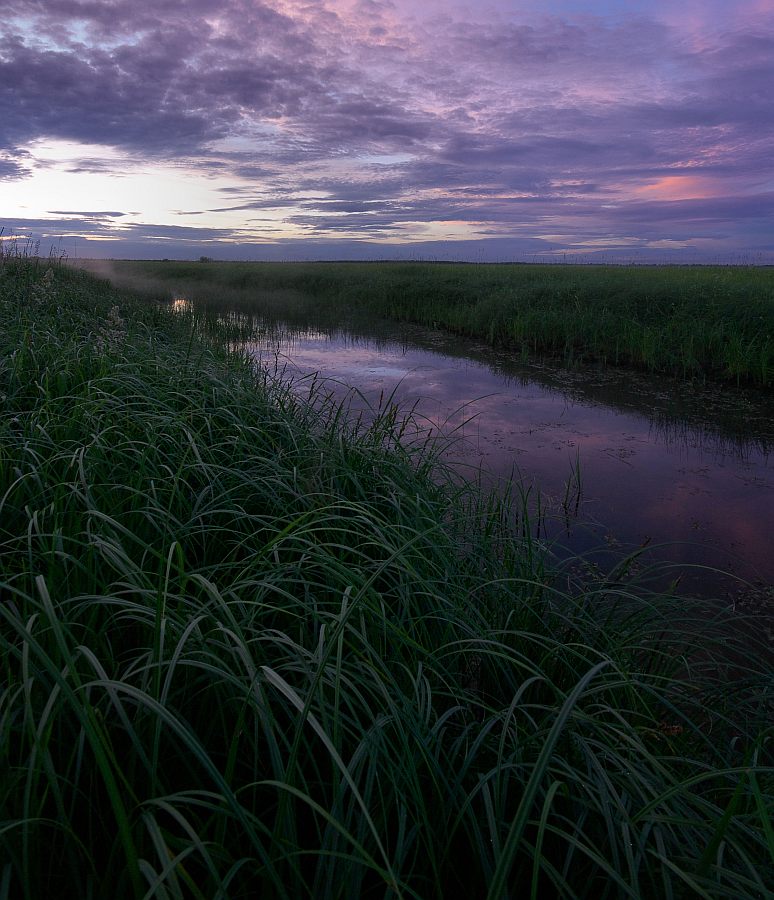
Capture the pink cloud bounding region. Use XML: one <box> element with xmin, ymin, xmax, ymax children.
<box><xmin>633</xmin><ymin>176</ymin><xmax>726</xmax><ymax>201</ymax></box>
<box><xmin>2</xmin><ymin>0</ymin><xmax>773</xmax><ymax>260</ymax></box>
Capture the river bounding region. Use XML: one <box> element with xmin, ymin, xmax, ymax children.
<box><xmin>239</xmin><ymin>316</ymin><xmax>773</xmax><ymax>601</ymax></box>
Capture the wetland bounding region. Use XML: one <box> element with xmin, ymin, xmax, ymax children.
<box><xmin>100</xmin><ymin>257</ymin><xmax>774</xmax><ymax>599</ymax></box>
<box><xmin>240</xmin><ymin>316</ymin><xmax>774</xmax><ymax>597</ymax></box>
<box><xmin>5</xmin><ymin>254</ymin><xmax>768</xmax><ymax>898</ymax></box>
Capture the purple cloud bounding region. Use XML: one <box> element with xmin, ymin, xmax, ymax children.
<box><xmin>0</xmin><ymin>0</ymin><xmax>772</xmax><ymax>260</ymax></box>
<box><xmin>0</xmin><ymin>151</ymin><xmax>31</xmax><ymax>180</ymax></box>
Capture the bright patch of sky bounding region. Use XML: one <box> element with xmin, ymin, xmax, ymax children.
<box><xmin>3</xmin><ymin>142</ymin><xmax>242</xmax><ymax>228</ymax></box>
<box><xmin>0</xmin><ymin>0</ymin><xmax>772</xmax><ymax>261</ymax></box>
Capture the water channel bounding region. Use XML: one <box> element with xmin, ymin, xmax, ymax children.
<box><xmin>231</xmin><ymin>313</ymin><xmax>774</xmax><ymax>601</ymax></box>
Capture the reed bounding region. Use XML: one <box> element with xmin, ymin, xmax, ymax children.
<box><xmin>2</xmin><ymin>255</ymin><xmax>772</xmax><ymax>898</ymax></box>
<box><xmin>90</xmin><ymin>259</ymin><xmax>774</xmax><ymax>388</ymax></box>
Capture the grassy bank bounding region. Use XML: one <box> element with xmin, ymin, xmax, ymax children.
<box><xmin>2</xmin><ymin>256</ymin><xmax>773</xmax><ymax>898</ymax></box>
<box><xmin>96</xmin><ymin>259</ymin><xmax>774</xmax><ymax>387</ymax></box>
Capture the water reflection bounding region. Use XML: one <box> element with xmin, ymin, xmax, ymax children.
<box><xmin>161</xmin><ymin>292</ymin><xmax>772</xmax><ymax>594</ymax></box>
<box><xmin>237</xmin><ymin>317</ymin><xmax>774</xmax><ymax>595</ymax></box>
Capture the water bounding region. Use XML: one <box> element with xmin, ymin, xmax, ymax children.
<box><xmin>243</xmin><ymin>318</ymin><xmax>774</xmax><ymax>597</ymax></box>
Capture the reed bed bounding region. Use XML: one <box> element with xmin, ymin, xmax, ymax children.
<box><xmin>96</xmin><ymin>259</ymin><xmax>774</xmax><ymax>388</ymax></box>
<box><xmin>1</xmin><ymin>255</ymin><xmax>772</xmax><ymax>898</ymax></box>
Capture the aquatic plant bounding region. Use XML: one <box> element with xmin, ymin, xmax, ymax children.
<box><xmin>1</xmin><ymin>257</ymin><xmax>772</xmax><ymax>898</ymax></box>
<box><xmin>95</xmin><ymin>259</ymin><xmax>774</xmax><ymax>387</ymax></box>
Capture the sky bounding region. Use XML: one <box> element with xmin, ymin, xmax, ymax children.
<box><xmin>1</xmin><ymin>0</ymin><xmax>773</xmax><ymax>262</ymax></box>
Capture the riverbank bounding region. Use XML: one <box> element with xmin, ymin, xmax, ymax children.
<box><xmin>2</xmin><ymin>256</ymin><xmax>772</xmax><ymax>898</ymax></box>
<box><xmin>233</xmin><ymin>317</ymin><xmax>774</xmax><ymax>596</ymax></box>
<box><xmin>88</xmin><ymin>259</ymin><xmax>774</xmax><ymax>388</ymax></box>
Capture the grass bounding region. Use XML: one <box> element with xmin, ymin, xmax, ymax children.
<box><xmin>91</xmin><ymin>259</ymin><xmax>774</xmax><ymax>388</ymax></box>
<box><xmin>1</xmin><ymin>252</ymin><xmax>773</xmax><ymax>898</ymax></box>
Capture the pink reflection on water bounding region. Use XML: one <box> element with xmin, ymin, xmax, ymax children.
<box><xmin>248</xmin><ymin>326</ymin><xmax>774</xmax><ymax>591</ymax></box>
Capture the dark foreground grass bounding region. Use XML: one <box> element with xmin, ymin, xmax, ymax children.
<box><xmin>2</xmin><ymin>255</ymin><xmax>773</xmax><ymax>898</ymax></box>
<box><xmin>96</xmin><ymin>259</ymin><xmax>774</xmax><ymax>388</ymax></box>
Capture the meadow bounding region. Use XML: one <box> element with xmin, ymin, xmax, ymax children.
<box><xmin>1</xmin><ymin>253</ymin><xmax>773</xmax><ymax>898</ymax></box>
<box><xmin>98</xmin><ymin>259</ymin><xmax>774</xmax><ymax>387</ymax></box>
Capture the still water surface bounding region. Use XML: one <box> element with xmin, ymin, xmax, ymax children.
<box><xmin>242</xmin><ymin>318</ymin><xmax>773</xmax><ymax>596</ymax></box>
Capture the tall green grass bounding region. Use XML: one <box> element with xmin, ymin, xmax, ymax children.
<box><xmin>95</xmin><ymin>259</ymin><xmax>774</xmax><ymax>388</ymax></box>
<box><xmin>2</xmin><ymin>255</ymin><xmax>772</xmax><ymax>897</ymax></box>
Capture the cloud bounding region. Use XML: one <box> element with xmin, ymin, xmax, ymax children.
<box><xmin>0</xmin><ymin>0</ymin><xmax>772</xmax><ymax>260</ymax></box>
<box><xmin>0</xmin><ymin>153</ymin><xmax>31</xmax><ymax>180</ymax></box>
<box><xmin>0</xmin><ymin>214</ymin><xmax>124</xmax><ymax>238</ymax></box>
<box><xmin>48</xmin><ymin>209</ymin><xmax>129</xmax><ymax>217</ymax></box>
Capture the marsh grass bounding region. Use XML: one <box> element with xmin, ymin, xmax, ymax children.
<box><xmin>93</xmin><ymin>259</ymin><xmax>774</xmax><ymax>388</ymax></box>
<box><xmin>1</xmin><ymin>255</ymin><xmax>773</xmax><ymax>898</ymax></box>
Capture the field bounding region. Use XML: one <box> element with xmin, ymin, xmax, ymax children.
<box><xmin>1</xmin><ymin>254</ymin><xmax>773</xmax><ymax>898</ymax></box>
<box><xmin>95</xmin><ymin>259</ymin><xmax>774</xmax><ymax>387</ymax></box>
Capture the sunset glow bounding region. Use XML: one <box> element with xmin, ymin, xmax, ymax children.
<box><xmin>1</xmin><ymin>0</ymin><xmax>772</xmax><ymax>262</ymax></box>
<box><xmin>633</xmin><ymin>176</ymin><xmax>725</xmax><ymax>201</ymax></box>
